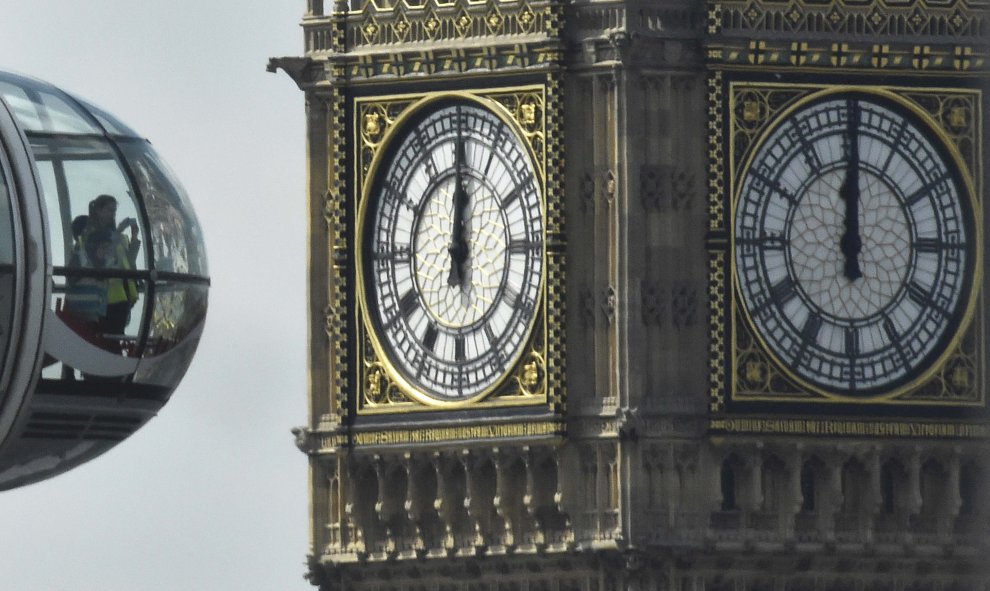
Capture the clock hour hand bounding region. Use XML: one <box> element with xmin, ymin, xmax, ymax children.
<box><xmin>447</xmin><ymin>129</ymin><xmax>470</xmax><ymax>287</ymax></box>
<box><xmin>839</xmin><ymin>100</ymin><xmax>863</xmax><ymax>281</ymax></box>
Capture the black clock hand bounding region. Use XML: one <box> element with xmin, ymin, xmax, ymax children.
<box><xmin>447</xmin><ymin>124</ymin><xmax>470</xmax><ymax>287</ymax></box>
<box><xmin>839</xmin><ymin>100</ymin><xmax>863</xmax><ymax>281</ymax></box>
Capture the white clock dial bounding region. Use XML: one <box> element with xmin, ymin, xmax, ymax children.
<box><xmin>363</xmin><ymin>100</ymin><xmax>543</xmax><ymax>401</ymax></box>
<box><xmin>734</xmin><ymin>92</ymin><xmax>973</xmax><ymax>395</ymax></box>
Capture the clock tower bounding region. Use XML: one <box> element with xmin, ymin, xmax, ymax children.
<box><xmin>271</xmin><ymin>1</ymin><xmax>990</xmax><ymax>589</ymax></box>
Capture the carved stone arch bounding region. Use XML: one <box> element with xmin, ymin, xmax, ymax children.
<box><xmin>643</xmin><ymin>443</ymin><xmax>667</xmax><ymax>512</ymax></box>
<box><xmin>799</xmin><ymin>455</ymin><xmax>827</xmax><ymax>514</ymax></box>
<box><xmin>382</xmin><ymin>457</ymin><xmax>408</xmax><ymax>508</ymax></box>
<box><xmin>880</xmin><ymin>457</ymin><xmax>909</xmax><ymax>515</ymax></box>
<box><xmin>526</xmin><ymin>449</ymin><xmax>568</xmax><ymax>545</ymax></box>
<box><xmin>381</xmin><ymin>459</ymin><xmax>410</xmax><ymax>552</ymax></box>
<box><xmin>719</xmin><ymin>451</ymin><xmax>746</xmax><ymax>511</ymax></box>
<box><xmin>760</xmin><ymin>453</ymin><xmax>788</xmax><ymax>513</ymax></box>
<box><xmin>575</xmin><ymin>443</ymin><xmax>599</xmax><ymax>511</ymax></box>
<box><xmin>435</xmin><ymin>451</ymin><xmax>470</xmax><ymax>550</ymax></box>
<box><xmin>527</xmin><ymin>447</ymin><xmax>559</xmax><ymax>510</ymax></box>
<box><xmin>958</xmin><ymin>459</ymin><xmax>985</xmax><ymax>517</ymax></box>
<box><xmin>919</xmin><ymin>457</ymin><xmax>950</xmax><ymax>518</ymax></box>
<box><xmin>348</xmin><ymin>459</ymin><xmax>382</xmax><ymax>553</ymax></box>
<box><xmin>496</xmin><ymin>451</ymin><xmax>530</xmax><ymax>546</ymax></box>
<box><xmin>840</xmin><ymin>456</ymin><xmax>870</xmax><ymax>516</ymax></box>
<box><xmin>467</xmin><ymin>451</ymin><xmax>499</xmax><ymax>546</ymax></box>
<box><xmin>405</xmin><ymin>454</ymin><xmax>440</xmax><ymax>553</ymax></box>
<box><xmin>674</xmin><ymin>444</ymin><xmax>699</xmax><ymax>510</ymax></box>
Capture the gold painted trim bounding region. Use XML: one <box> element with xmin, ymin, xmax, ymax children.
<box><xmin>727</xmin><ymin>83</ymin><xmax>984</xmax><ymax>405</ymax></box>
<box><xmin>709</xmin><ymin>417</ymin><xmax>990</xmax><ymax>440</ymax></box>
<box><xmin>340</xmin><ymin>420</ymin><xmax>565</xmax><ymax>450</ymax></box>
<box><xmin>354</xmin><ymin>87</ymin><xmax>551</xmax><ymax>410</ymax></box>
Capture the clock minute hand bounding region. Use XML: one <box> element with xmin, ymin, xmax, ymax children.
<box><xmin>447</xmin><ymin>130</ymin><xmax>470</xmax><ymax>287</ymax></box>
<box><xmin>839</xmin><ymin>100</ymin><xmax>863</xmax><ymax>281</ymax></box>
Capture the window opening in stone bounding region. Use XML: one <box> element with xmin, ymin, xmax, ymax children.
<box><xmin>761</xmin><ymin>455</ymin><xmax>787</xmax><ymax>513</ymax></box>
<box><xmin>720</xmin><ymin>456</ymin><xmax>738</xmax><ymax>511</ymax></box>
<box><xmin>841</xmin><ymin>458</ymin><xmax>868</xmax><ymax>515</ymax></box>
<box><xmin>919</xmin><ymin>459</ymin><xmax>947</xmax><ymax>516</ymax></box>
<box><xmin>958</xmin><ymin>461</ymin><xmax>980</xmax><ymax>516</ymax></box>
<box><xmin>880</xmin><ymin>460</ymin><xmax>906</xmax><ymax>515</ymax></box>
<box><xmin>800</xmin><ymin>460</ymin><xmax>817</xmax><ymax>513</ymax></box>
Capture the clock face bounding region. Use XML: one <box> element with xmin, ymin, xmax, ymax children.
<box><xmin>734</xmin><ymin>92</ymin><xmax>974</xmax><ymax>396</ymax></box>
<box><xmin>361</xmin><ymin>99</ymin><xmax>544</xmax><ymax>402</ymax></box>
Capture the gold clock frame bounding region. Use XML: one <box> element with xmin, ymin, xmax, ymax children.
<box><xmin>351</xmin><ymin>85</ymin><xmax>562</xmax><ymax>414</ymax></box>
<box><xmin>711</xmin><ymin>81</ymin><xmax>986</xmax><ymax>411</ymax></box>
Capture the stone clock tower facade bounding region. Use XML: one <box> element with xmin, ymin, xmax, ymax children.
<box><xmin>271</xmin><ymin>1</ymin><xmax>990</xmax><ymax>590</ymax></box>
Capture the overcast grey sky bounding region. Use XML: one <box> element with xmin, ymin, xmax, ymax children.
<box><xmin>0</xmin><ymin>2</ymin><xmax>311</xmax><ymax>589</ymax></box>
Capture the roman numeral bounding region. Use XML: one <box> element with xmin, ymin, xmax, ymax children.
<box><xmin>502</xmin><ymin>285</ymin><xmax>520</xmax><ymax>307</ymax></box>
<box><xmin>508</xmin><ymin>239</ymin><xmax>541</xmax><ymax>255</ymax></box>
<box><xmin>882</xmin><ymin>316</ymin><xmax>910</xmax><ymax>366</ymax></box>
<box><xmin>502</xmin><ymin>179</ymin><xmax>533</xmax><ymax>209</ymax></box>
<box><xmin>801</xmin><ymin>315</ymin><xmax>822</xmax><ymax>341</ymax></box>
<box><xmin>751</xmin><ymin>171</ymin><xmax>796</xmax><ymax>205</ymax></box>
<box><xmin>422</xmin><ymin>323</ymin><xmax>438</xmax><ymax>352</ymax></box>
<box><xmin>907</xmin><ymin>280</ymin><xmax>933</xmax><ymax>307</ymax></box>
<box><xmin>845</xmin><ymin>327</ymin><xmax>859</xmax><ymax>356</ymax></box>
<box><xmin>904</xmin><ymin>175</ymin><xmax>949</xmax><ymax>207</ymax></box>
<box><xmin>483</xmin><ymin>323</ymin><xmax>498</xmax><ymax>346</ymax></box>
<box><xmin>502</xmin><ymin>184</ymin><xmax>523</xmax><ymax>209</ymax></box>
<box><xmin>770</xmin><ymin>277</ymin><xmax>797</xmax><ymax>307</ymax></box>
<box><xmin>914</xmin><ymin>238</ymin><xmax>963</xmax><ymax>253</ymax></box>
<box><xmin>882</xmin><ymin>316</ymin><xmax>900</xmax><ymax>341</ymax></box>
<box><xmin>454</xmin><ymin>336</ymin><xmax>465</xmax><ymax>363</ymax></box>
<box><xmin>502</xmin><ymin>286</ymin><xmax>535</xmax><ymax>317</ymax></box>
<box><xmin>736</xmin><ymin>234</ymin><xmax>786</xmax><ymax>251</ymax></box>
<box><xmin>907</xmin><ymin>280</ymin><xmax>949</xmax><ymax>317</ymax></box>
<box><xmin>399</xmin><ymin>290</ymin><xmax>419</xmax><ymax>319</ymax></box>
<box><xmin>483</xmin><ymin>147</ymin><xmax>496</xmax><ymax>176</ymax></box>
<box><xmin>374</xmin><ymin>245</ymin><xmax>411</xmax><ymax>262</ymax></box>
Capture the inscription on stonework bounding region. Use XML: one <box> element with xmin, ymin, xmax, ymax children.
<box><xmin>350</xmin><ymin>421</ymin><xmax>562</xmax><ymax>447</ymax></box>
<box><xmin>710</xmin><ymin>418</ymin><xmax>990</xmax><ymax>439</ymax></box>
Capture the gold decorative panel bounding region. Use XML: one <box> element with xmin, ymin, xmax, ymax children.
<box><xmin>707</xmin><ymin>1</ymin><xmax>989</xmax><ymax>73</ymax></box>
<box><xmin>346</xmin><ymin>83</ymin><xmax>565</xmax><ymax>415</ymax></box>
<box><xmin>708</xmin><ymin>78</ymin><xmax>987</xmax><ymax>429</ymax></box>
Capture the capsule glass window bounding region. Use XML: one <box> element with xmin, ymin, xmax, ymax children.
<box><xmin>0</xmin><ymin>71</ymin><xmax>207</xmax><ymax>398</ymax></box>
<box><xmin>0</xmin><ymin>70</ymin><xmax>208</xmax><ymax>490</ymax></box>
<box><xmin>0</xmin><ymin>166</ymin><xmax>14</xmax><ymax>375</ymax></box>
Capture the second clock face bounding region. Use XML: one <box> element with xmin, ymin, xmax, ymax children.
<box><xmin>734</xmin><ymin>91</ymin><xmax>974</xmax><ymax>396</ymax></box>
<box><xmin>363</xmin><ymin>99</ymin><xmax>544</xmax><ymax>402</ymax></box>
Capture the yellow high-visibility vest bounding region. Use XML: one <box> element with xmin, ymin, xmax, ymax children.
<box><xmin>80</xmin><ymin>231</ymin><xmax>139</xmax><ymax>305</ymax></box>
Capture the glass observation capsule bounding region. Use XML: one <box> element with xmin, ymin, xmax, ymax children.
<box><xmin>0</xmin><ymin>71</ymin><xmax>208</xmax><ymax>489</ymax></box>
